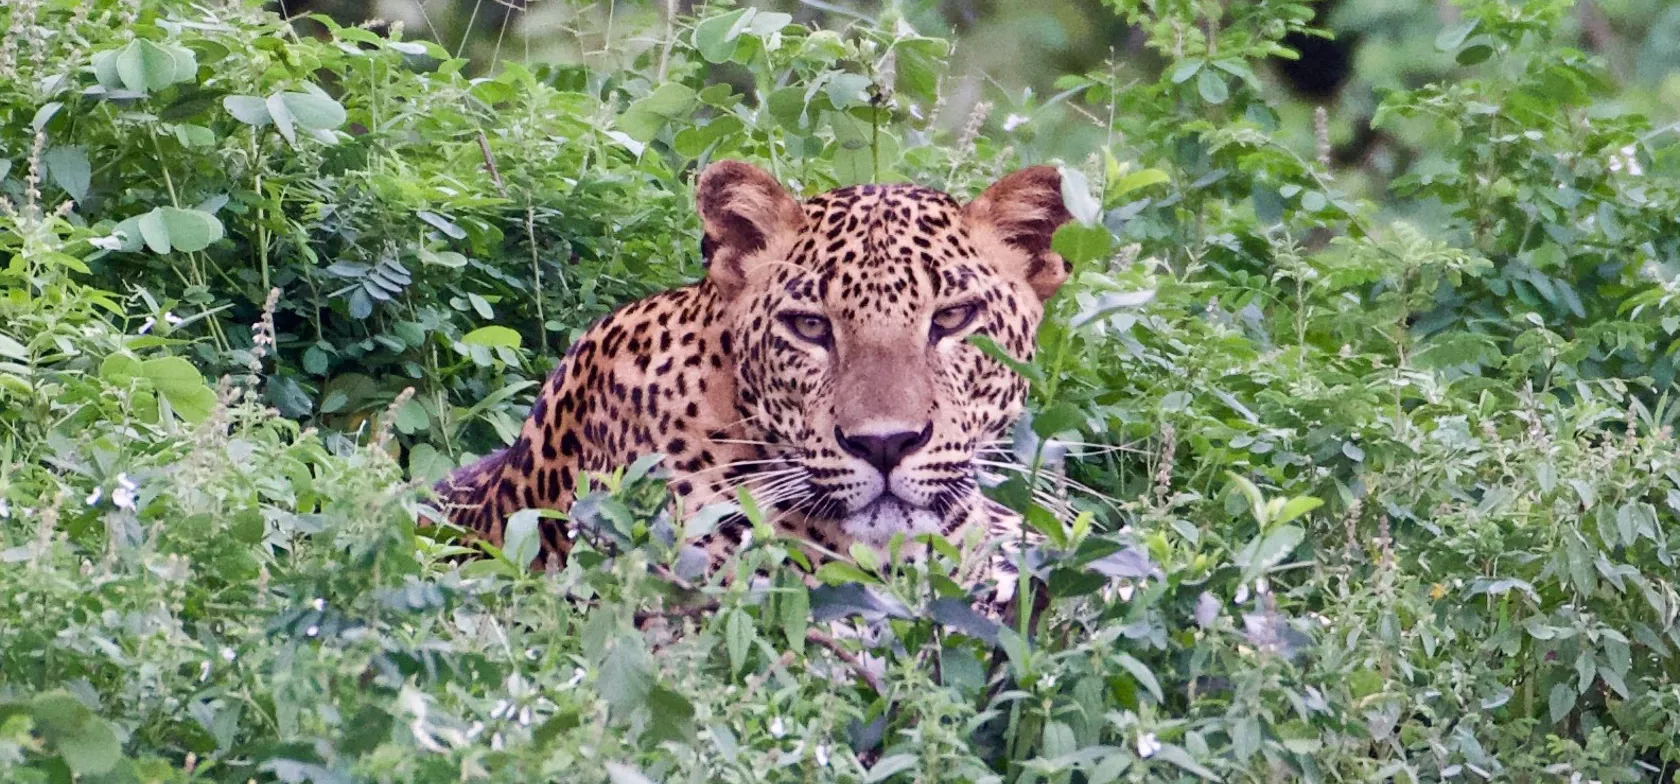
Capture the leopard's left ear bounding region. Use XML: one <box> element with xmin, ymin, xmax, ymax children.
<box><xmin>696</xmin><ymin>160</ymin><xmax>806</xmax><ymax>295</ymax></box>
<box><xmin>965</xmin><ymin>166</ymin><xmax>1074</xmax><ymax>300</ymax></box>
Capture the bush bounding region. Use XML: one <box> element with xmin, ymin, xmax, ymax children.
<box><xmin>4</xmin><ymin>0</ymin><xmax>1680</xmax><ymax>780</ymax></box>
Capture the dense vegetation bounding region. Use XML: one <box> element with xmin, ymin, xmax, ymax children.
<box><xmin>4</xmin><ymin>0</ymin><xmax>1680</xmax><ymax>780</ymax></box>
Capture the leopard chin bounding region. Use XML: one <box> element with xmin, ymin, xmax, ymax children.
<box><xmin>840</xmin><ymin>496</ymin><xmax>945</xmax><ymax>548</ymax></box>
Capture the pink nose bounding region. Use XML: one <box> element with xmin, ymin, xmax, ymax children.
<box><xmin>834</xmin><ymin>423</ymin><xmax>933</xmax><ymax>474</ymax></box>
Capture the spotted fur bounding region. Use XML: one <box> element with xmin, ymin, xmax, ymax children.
<box><xmin>432</xmin><ymin>162</ymin><xmax>1073</xmax><ymax>588</ymax></box>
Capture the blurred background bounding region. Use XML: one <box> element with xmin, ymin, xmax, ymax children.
<box><xmin>278</xmin><ymin>0</ymin><xmax>1680</xmax><ymax>203</ymax></box>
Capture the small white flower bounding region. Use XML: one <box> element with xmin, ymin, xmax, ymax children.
<box><xmin>313</xmin><ymin>597</ymin><xmax>326</xmax><ymax>611</ymax></box>
<box><xmin>1002</xmin><ymin>113</ymin><xmax>1030</xmax><ymax>132</ymax></box>
<box><xmin>518</xmin><ymin>706</ymin><xmax>531</xmax><ymax>726</ymax></box>
<box><xmin>0</xmin><ymin>498</ymin><xmax>9</xmax><ymax>518</ymax></box>
<box><xmin>1116</xmin><ymin>581</ymin><xmax>1135</xmax><ymax>601</ymax></box>
<box><xmin>305</xmin><ymin>625</ymin><xmax>319</xmax><ymax>637</ymax></box>
<box><xmin>769</xmin><ymin>716</ymin><xmax>785</xmax><ymax>738</ymax></box>
<box><xmin>1234</xmin><ymin>582</ymin><xmax>1250</xmax><ymax>604</ymax></box>
<box><xmin>164</xmin><ymin>311</ymin><xmax>183</xmax><ymax>326</ymax></box>
<box><xmin>199</xmin><ymin>661</ymin><xmax>212</xmax><ymax>682</ymax></box>
<box><xmin>1609</xmin><ymin>145</ymin><xmax>1642</xmax><ymax>176</ymax></box>
<box><xmin>1137</xmin><ymin>732</ymin><xmax>1161</xmax><ymax>758</ymax></box>
<box><xmin>565</xmin><ymin>668</ymin><xmax>585</xmax><ymax>688</ymax></box>
<box><xmin>1255</xmin><ymin>576</ymin><xmax>1269</xmax><ymax>595</ymax></box>
<box><xmin>220</xmin><ymin>647</ymin><xmax>237</xmax><ymax>661</ymax></box>
<box><xmin>816</xmin><ymin>744</ymin><xmax>829</xmax><ymax>767</ymax></box>
<box><xmin>85</xmin><ymin>487</ymin><xmax>103</xmax><ymax>507</ymax></box>
<box><xmin>136</xmin><ymin>317</ymin><xmax>156</xmax><ymax>334</ymax></box>
<box><xmin>112</xmin><ymin>474</ymin><xmax>138</xmax><ymax>511</ymax></box>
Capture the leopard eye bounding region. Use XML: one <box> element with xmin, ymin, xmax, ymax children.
<box><xmin>930</xmin><ymin>302</ymin><xmax>980</xmax><ymax>340</ymax></box>
<box><xmin>779</xmin><ymin>312</ymin><xmax>833</xmax><ymax>346</ymax></box>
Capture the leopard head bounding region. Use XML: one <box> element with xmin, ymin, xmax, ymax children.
<box><xmin>697</xmin><ymin>161</ymin><xmax>1072</xmax><ymax>547</ymax></box>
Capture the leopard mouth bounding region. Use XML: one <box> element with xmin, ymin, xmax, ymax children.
<box><xmin>840</xmin><ymin>494</ymin><xmax>945</xmax><ymax>547</ymax></box>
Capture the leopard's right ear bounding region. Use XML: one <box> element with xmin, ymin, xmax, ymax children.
<box><xmin>696</xmin><ymin>161</ymin><xmax>806</xmax><ymax>294</ymax></box>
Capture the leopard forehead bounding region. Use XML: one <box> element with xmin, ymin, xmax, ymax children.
<box><xmin>768</xmin><ymin>183</ymin><xmax>997</xmax><ymax>314</ymax></box>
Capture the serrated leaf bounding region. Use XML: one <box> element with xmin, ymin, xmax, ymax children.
<box><xmin>32</xmin><ymin>691</ymin><xmax>121</xmax><ymax>775</ymax></box>
<box><xmin>1548</xmin><ymin>682</ymin><xmax>1574</xmax><ymax>724</ymax></box>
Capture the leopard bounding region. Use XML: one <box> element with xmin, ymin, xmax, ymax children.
<box><xmin>430</xmin><ymin>160</ymin><xmax>1074</xmax><ymax>598</ymax></box>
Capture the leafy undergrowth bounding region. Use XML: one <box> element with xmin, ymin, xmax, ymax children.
<box><xmin>7</xmin><ymin>0</ymin><xmax>1680</xmax><ymax>781</ymax></box>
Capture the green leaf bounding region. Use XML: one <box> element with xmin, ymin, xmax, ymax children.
<box><xmin>503</xmin><ymin>509</ymin><xmax>542</xmax><ymax>568</ymax></box>
<box><xmin>43</xmin><ymin>146</ymin><xmax>90</xmax><ymax>203</ymax></box>
<box><xmin>1051</xmin><ymin>223</ymin><xmax>1113</xmax><ymax>264</ymax></box>
<box><xmin>1111</xmin><ymin>167</ymin><xmax>1169</xmax><ymax>197</ymax></box>
<box><xmin>461</xmin><ymin>326</ymin><xmax>522</xmax><ymax>349</ymax></box>
<box><xmin>865</xmin><ymin>754</ymin><xmax>918</xmax><ymax>782</ymax></box>
<box><xmin>154</xmin><ymin>207</ymin><xmax>224</xmax><ymax>253</ymax></box>
<box><xmin>0</xmin><ymin>333</ymin><xmax>27</xmax><ymax>359</ymax></box>
<box><xmin>1548</xmin><ymin>682</ymin><xmax>1574</xmax><ymax>724</ymax></box>
<box><xmin>1236</xmin><ymin>525</ymin><xmax>1304</xmax><ymax>584</ymax></box>
<box><xmin>116</xmin><ymin>39</ymin><xmax>179</xmax><ymax>93</ymax></box>
<box><xmin>724</xmin><ymin>609</ymin><xmax>753</xmax><ymax>676</ymax></box>
<box><xmin>137</xmin><ymin>210</ymin><xmax>171</xmax><ymax>254</ymax></box>
<box><xmin>223</xmin><ymin>95</ymin><xmax>271</xmax><ymax>125</ymax></box>
<box><xmin>1457</xmin><ymin>40</ymin><xmax>1494</xmax><ymax>66</ymax></box>
<box><xmin>967</xmin><ymin>334</ymin><xmax>1045</xmax><ymax>383</ymax></box>
<box><xmin>814</xmin><ymin>561</ymin><xmax>877</xmax><ymax>585</ymax></box>
<box><xmin>1115</xmin><ymin>653</ymin><xmax>1163</xmax><ymax>702</ymax></box>
<box><xmin>31</xmin><ymin>102</ymin><xmax>62</xmax><ymax>132</ymax></box>
<box><xmin>1225</xmin><ymin>472</ymin><xmax>1267</xmax><ymax>524</ymax></box>
<box><xmin>1196</xmin><ymin>68</ymin><xmax>1228</xmax><ymax>104</ymax></box>
<box><xmin>279</xmin><ymin>88</ymin><xmax>347</xmax><ymax>130</ymax></box>
<box><xmin>1152</xmin><ymin>744</ymin><xmax>1220</xmax><ymax>781</ymax></box>
<box><xmin>266</xmin><ymin>93</ymin><xmax>296</xmax><ymax>143</ymax></box>
<box><xmin>644</xmin><ymin>684</ymin><xmax>696</xmax><ymax>744</ymax></box>
<box><xmin>1170</xmin><ymin>59</ymin><xmax>1204</xmax><ymax>84</ymax></box>
<box><xmin>779</xmin><ymin>577</ymin><xmax>809</xmax><ymax>654</ymax></box>
<box><xmin>692</xmin><ymin>8</ymin><xmax>753</xmax><ymax>63</ymax></box>
<box><xmin>597</xmin><ymin>638</ymin><xmax>654</xmax><ymax>716</ymax></box>
<box><xmin>825</xmin><ymin>73</ymin><xmax>874</xmax><ymax>109</ymax></box>
<box><xmin>1272</xmin><ymin>496</ymin><xmax>1323</xmax><ymax>526</ymax></box>
<box><xmin>1058</xmin><ymin>166</ymin><xmax>1102</xmax><ymax>225</ymax></box>
<box><xmin>141</xmin><ymin>356</ymin><xmax>216</xmax><ymax>423</ymax></box>
<box><xmin>31</xmin><ymin>691</ymin><xmax>121</xmax><ymax>776</ymax></box>
<box><xmin>1032</xmin><ymin>402</ymin><xmax>1084</xmax><ymax>438</ymax></box>
<box><xmin>1436</xmin><ymin>19</ymin><xmax>1478</xmax><ymax>51</ymax></box>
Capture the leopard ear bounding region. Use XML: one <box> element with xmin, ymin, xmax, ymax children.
<box><xmin>696</xmin><ymin>161</ymin><xmax>806</xmax><ymax>294</ymax></box>
<box><xmin>965</xmin><ymin>166</ymin><xmax>1075</xmax><ymax>300</ymax></box>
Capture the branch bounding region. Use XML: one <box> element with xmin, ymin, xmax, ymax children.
<box><xmin>805</xmin><ymin>628</ymin><xmax>884</xmax><ymax>695</ymax></box>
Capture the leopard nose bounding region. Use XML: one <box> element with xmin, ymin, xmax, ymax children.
<box><xmin>835</xmin><ymin>423</ymin><xmax>934</xmax><ymax>474</ymax></box>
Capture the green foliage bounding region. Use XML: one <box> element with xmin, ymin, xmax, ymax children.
<box><xmin>5</xmin><ymin>0</ymin><xmax>1680</xmax><ymax>781</ymax></box>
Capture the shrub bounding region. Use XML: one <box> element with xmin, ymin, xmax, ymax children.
<box><xmin>3</xmin><ymin>0</ymin><xmax>1680</xmax><ymax>780</ymax></box>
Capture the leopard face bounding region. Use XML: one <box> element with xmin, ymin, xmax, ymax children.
<box><xmin>434</xmin><ymin>161</ymin><xmax>1072</xmax><ymax>576</ymax></box>
<box><xmin>698</xmin><ymin>163</ymin><xmax>1073</xmax><ymax>548</ymax></box>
